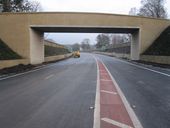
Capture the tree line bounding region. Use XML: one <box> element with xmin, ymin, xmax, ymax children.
<box><xmin>95</xmin><ymin>0</ymin><xmax>168</xmax><ymax>51</ymax></box>
<box><xmin>129</xmin><ymin>0</ymin><xmax>167</xmax><ymax>19</ymax></box>
<box><xmin>0</xmin><ymin>0</ymin><xmax>41</xmax><ymax>12</ymax></box>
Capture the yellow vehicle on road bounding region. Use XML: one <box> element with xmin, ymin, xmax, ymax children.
<box><xmin>73</xmin><ymin>51</ymin><xmax>80</xmax><ymax>58</ymax></box>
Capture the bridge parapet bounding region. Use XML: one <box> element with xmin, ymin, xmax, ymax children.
<box><xmin>0</xmin><ymin>12</ymin><xmax>169</xmax><ymax>64</ymax></box>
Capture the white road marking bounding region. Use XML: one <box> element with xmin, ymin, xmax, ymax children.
<box><xmin>92</xmin><ymin>55</ymin><xmax>100</xmax><ymax>128</ymax></box>
<box><xmin>0</xmin><ymin>66</ymin><xmax>46</xmax><ymax>81</ymax></box>
<box><xmin>101</xmin><ymin>118</ymin><xmax>133</xmax><ymax>128</ymax></box>
<box><xmin>137</xmin><ymin>81</ymin><xmax>145</xmax><ymax>85</ymax></box>
<box><xmin>99</xmin><ymin>70</ymin><xmax>106</xmax><ymax>72</ymax></box>
<box><xmin>0</xmin><ymin>56</ymin><xmax>72</xmax><ymax>81</ymax></box>
<box><xmin>45</xmin><ymin>74</ymin><xmax>54</xmax><ymax>80</ymax></box>
<box><xmin>101</xmin><ymin>90</ymin><xmax>117</xmax><ymax>95</ymax></box>
<box><xmin>100</xmin><ymin>60</ymin><xmax>143</xmax><ymax>128</ymax></box>
<box><xmin>100</xmin><ymin>79</ymin><xmax>112</xmax><ymax>81</ymax></box>
<box><xmin>118</xmin><ymin>59</ymin><xmax>170</xmax><ymax>77</ymax></box>
<box><xmin>100</xmin><ymin>72</ymin><xmax>108</xmax><ymax>75</ymax></box>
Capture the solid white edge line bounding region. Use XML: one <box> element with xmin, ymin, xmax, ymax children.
<box><xmin>0</xmin><ymin>55</ymin><xmax>73</xmax><ymax>81</ymax></box>
<box><xmin>0</xmin><ymin>66</ymin><xmax>45</xmax><ymax>81</ymax></box>
<box><xmin>101</xmin><ymin>118</ymin><xmax>133</xmax><ymax>128</ymax></box>
<box><xmin>100</xmin><ymin>59</ymin><xmax>143</xmax><ymax>128</ymax></box>
<box><xmin>115</xmin><ymin>58</ymin><xmax>170</xmax><ymax>77</ymax></box>
<box><xmin>0</xmin><ymin>62</ymin><xmax>60</xmax><ymax>81</ymax></box>
<box><xmin>92</xmin><ymin>55</ymin><xmax>100</xmax><ymax>128</ymax></box>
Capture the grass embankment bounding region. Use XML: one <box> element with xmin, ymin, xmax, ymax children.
<box><xmin>0</xmin><ymin>39</ymin><xmax>22</xmax><ymax>60</ymax></box>
<box><xmin>143</xmin><ymin>26</ymin><xmax>170</xmax><ymax>56</ymax></box>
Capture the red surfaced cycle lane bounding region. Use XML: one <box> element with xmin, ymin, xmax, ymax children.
<box><xmin>97</xmin><ymin>60</ymin><xmax>134</xmax><ymax>128</ymax></box>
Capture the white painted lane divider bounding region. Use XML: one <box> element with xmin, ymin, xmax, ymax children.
<box><xmin>45</xmin><ymin>74</ymin><xmax>54</xmax><ymax>80</ymax></box>
<box><xmin>92</xmin><ymin>55</ymin><xmax>101</xmax><ymax>128</ymax></box>
<box><xmin>101</xmin><ymin>118</ymin><xmax>133</xmax><ymax>128</ymax></box>
<box><xmin>100</xmin><ymin>90</ymin><xmax>118</xmax><ymax>95</ymax></box>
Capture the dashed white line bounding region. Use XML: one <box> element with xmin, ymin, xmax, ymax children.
<box><xmin>45</xmin><ymin>74</ymin><xmax>54</xmax><ymax>80</ymax></box>
<box><xmin>101</xmin><ymin>118</ymin><xmax>133</xmax><ymax>128</ymax></box>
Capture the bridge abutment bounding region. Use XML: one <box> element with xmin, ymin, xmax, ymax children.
<box><xmin>29</xmin><ymin>28</ymin><xmax>44</xmax><ymax>64</ymax></box>
<box><xmin>131</xmin><ymin>31</ymin><xmax>140</xmax><ymax>60</ymax></box>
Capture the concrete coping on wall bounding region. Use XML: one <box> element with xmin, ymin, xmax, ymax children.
<box><xmin>95</xmin><ymin>52</ymin><xmax>170</xmax><ymax>65</ymax></box>
<box><xmin>140</xmin><ymin>55</ymin><xmax>170</xmax><ymax>65</ymax></box>
<box><xmin>0</xmin><ymin>12</ymin><xmax>170</xmax><ymax>21</ymax></box>
<box><xmin>0</xmin><ymin>59</ymin><xmax>29</xmax><ymax>69</ymax></box>
<box><xmin>45</xmin><ymin>53</ymin><xmax>72</xmax><ymax>62</ymax></box>
<box><xmin>0</xmin><ymin>53</ymin><xmax>72</xmax><ymax>69</ymax></box>
<box><xmin>95</xmin><ymin>51</ymin><xmax>130</xmax><ymax>59</ymax></box>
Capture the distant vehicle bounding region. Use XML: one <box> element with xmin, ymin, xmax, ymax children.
<box><xmin>73</xmin><ymin>51</ymin><xmax>80</xmax><ymax>58</ymax></box>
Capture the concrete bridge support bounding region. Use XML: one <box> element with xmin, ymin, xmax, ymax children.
<box><xmin>30</xmin><ymin>29</ymin><xmax>44</xmax><ymax>64</ymax></box>
<box><xmin>131</xmin><ymin>31</ymin><xmax>140</xmax><ymax>60</ymax></box>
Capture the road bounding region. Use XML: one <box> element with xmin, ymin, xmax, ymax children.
<box><xmin>0</xmin><ymin>53</ymin><xmax>170</xmax><ymax>128</ymax></box>
<box><xmin>97</xmin><ymin>54</ymin><xmax>170</xmax><ymax>128</ymax></box>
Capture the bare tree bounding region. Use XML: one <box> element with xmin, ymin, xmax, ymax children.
<box><xmin>81</xmin><ymin>38</ymin><xmax>91</xmax><ymax>51</ymax></box>
<box><xmin>72</xmin><ymin>43</ymin><xmax>80</xmax><ymax>51</ymax></box>
<box><xmin>129</xmin><ymin>7</ymin><xmax>138</xmax><ymax>16</ymax></box>
<box><xmin>21</xmin><ymin>0</ymin><xmax>42</xmax><ymax>12</ymax></box>
<box><xmin>110</xmin><ymin>34</ymin><xmax>131</xmax><ymax>48</ymax></box>
<box><xmin>0</xmin><ymin>0</ymin><xmax>42</xmax><ymax>12</ymax></box>
<box><xmin>138</xmin><ymin>0</ymin><xmax>167</xmax><ymax>18</ymax></box>
<box><xmin>0</xmin><ymin>0</ymin><xmax>12</xmax><ymax>12</ymax></box>
<box><xmin>96</xmin><ymin>34</ymin><xmax>110</xmax><ymax>49</ymax></box>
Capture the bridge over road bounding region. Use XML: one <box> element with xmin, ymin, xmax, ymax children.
<box><xmin>0</xmin><ymin>12</ymin><xmax>169</xmax><ymax>64</ymax></box>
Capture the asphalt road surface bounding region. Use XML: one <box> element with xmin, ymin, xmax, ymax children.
<box><xmin>0</xmin><ymin>53</ymin><xmax>97</xmax><ymax>128</ymax></box>
<box><xmin>97</xmin><ymin>54</ymin><xmax>170</xmax><ymax>128</ymax></box>
<box><xmin>0</xmin><ymin>53</ymin><xmax>170</xmax><ymax>128</ymax></box>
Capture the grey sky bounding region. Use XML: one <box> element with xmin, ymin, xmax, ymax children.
<box><xmin>45</xmin><ymin>33</ymin><xmax>99</xmax><ymax>45</ymax></box>
<box><xmin>36</xmin><ymin>0</ymin><xmax>170</xmax><ymax>45</ymax></box>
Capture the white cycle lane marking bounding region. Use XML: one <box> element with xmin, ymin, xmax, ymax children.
<box><xmin>100</xmin><ymin>90</ymin><xmax>118</xmax><ymax>95</ymax></box>
<box><xmin>101</xmin><ymin>118</ymin><xmax>134</xmax><ymax>128</ymax></box>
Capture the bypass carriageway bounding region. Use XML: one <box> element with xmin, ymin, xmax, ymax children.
<box><xmin>0</xmin><ymin>53</ymin><xmax>170</xmax><ymax>128</ymax></box>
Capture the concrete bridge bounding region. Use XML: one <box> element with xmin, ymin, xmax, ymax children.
<box><xmin>0</xmin><ymin>12</ymin><xmax>169</xmax><ymax>64</ymax></box>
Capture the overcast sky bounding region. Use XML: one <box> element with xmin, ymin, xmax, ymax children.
<box><xmin>36</xmin><ymin>0</ymin><xmax>170</xmax><ymax>45</ymax></box>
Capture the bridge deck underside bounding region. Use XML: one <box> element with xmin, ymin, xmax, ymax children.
<box><xmin>31</xmin><ymin>26</ymin><xmax>139</xmax><ymax>33</ymax></box>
